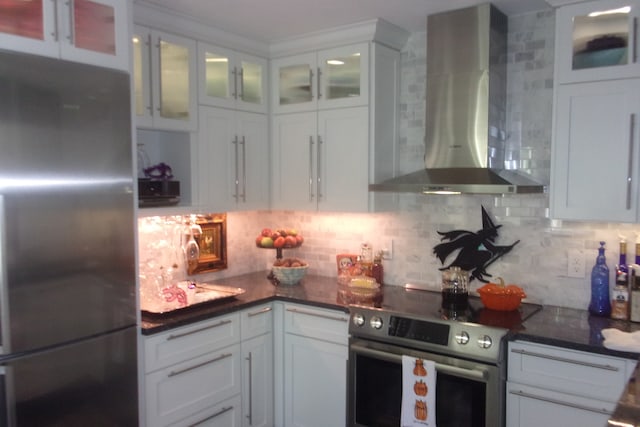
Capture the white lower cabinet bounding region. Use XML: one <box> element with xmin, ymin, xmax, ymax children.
<box><xmin>241</xmin><ymin>304</ymin><xmax>274</xmax><ymax>427</ymax></box>
<box><xmin>277</xmin><ymin>303</ymin><xmax>349</xmax><ymax>427</ymax></box>
<box><xmin>143</xmin><ymin>313</ymin><xmax>242</xmax><ymax>427</ymax></box>
<box><xmin>507</xmin><ymin>340</ymin><xmax>636</xmax><ymax>427</ymax></box>
<box><xmin>143</xmin><ymin>306</ymin><xmax>276</xmax><ymax>427</ymax></box>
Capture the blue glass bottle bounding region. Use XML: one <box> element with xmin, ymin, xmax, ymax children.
<box><xmin>589</xmin><ymin>241</ymin><xmax>611</xmax><ymax>316</ymax></box>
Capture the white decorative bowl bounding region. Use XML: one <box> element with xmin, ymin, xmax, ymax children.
<box><xmin>272</xmin><ymin>265</ymin><xmax>308</xmax><ymax>285</ymax></box>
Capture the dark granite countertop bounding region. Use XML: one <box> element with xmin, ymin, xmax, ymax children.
<box><xmin>140</xmin><ymin>270</ymin><xmax>640</xmax><ymax>426</ymax></box>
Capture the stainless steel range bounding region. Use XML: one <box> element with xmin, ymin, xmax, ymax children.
<box><xmin>346</xmin><ymin>287</ymin><xmax>541</xmax><ymax>427</ymax></box>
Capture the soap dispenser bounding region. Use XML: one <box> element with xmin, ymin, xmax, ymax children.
<box><xmin>589</xmin><ymin>241</ymin><xmax>611</xmax><ymax>317</ymax></box>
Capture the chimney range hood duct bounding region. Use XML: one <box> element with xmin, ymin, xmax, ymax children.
<box><xmin>370</xmin><ymin>3</ymin><xmax>544</xmax><ymax>195</ymax></box>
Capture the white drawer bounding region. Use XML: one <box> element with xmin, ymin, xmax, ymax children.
<box><xmin>144</xmin><ymin>313</ymin><xmax>240</xmax><ymax>373</ymax></box>
<box><xmin>508</xmin><ymin>340</ymin><xmax>634</xmax><ymax>402</ymax></box>
<box><xmin>145</xmin><ymin>343</ymin><xmax>241</xmax><ymax>427</ymax></box>
<box><xmin>169</xmin><ymin>394</ymin><xmax>242</xmax><ymax>427</ymax></box>
<box><xmin>283</xmin><ymin>303</ymin><xmax>349</xmax><ymax>345</ymax></box>
<box><xmin>241</xmin><ymin>303</ymin><xmax>273</xmax><ymax>340</ymax></box>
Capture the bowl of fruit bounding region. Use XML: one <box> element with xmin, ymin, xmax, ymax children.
<box><xmin>256</xmin><ymin>228</ymin><xmax>304</xmax><ymax>249</ymax></box>
<box><xmin>272</xmin><ymin>258</ymin><xmax>308</xmax><ymax>285</ymax></box>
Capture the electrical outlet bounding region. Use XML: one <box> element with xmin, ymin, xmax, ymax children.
<box><xmin>567</xmin><ymin>249</ymin><xmax>585</xmax><ymax>278</ymax></box>
<box><xmin>381</xmin><ymin>239</ymin><xmax>393</xmax><ymax>260</ymax></box>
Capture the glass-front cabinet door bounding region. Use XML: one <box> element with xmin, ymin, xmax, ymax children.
<box><xmin>133</xmin><ymin>26</ymin><xmax>197</xmax><ymax>131</ymax></box>
<box><xmin>197</xmin><ymin>42</ymin><xmax>267</xmax><ymax>113</ymax></box>
<box><xmin>556</xmin><ymin>0</ymin><xmax>640</xmax><ymax>83</ymax></box>
<box><xmin>271</xmin><ymin>43</ymin><xmax>369</xmax><ymax>114</ymax></box>
<box><xmin>271</xmin><ymin>52</ymin><xmax>317</xmax><ymax>114</ymax></box>
<box><xmin>0</xmin><ymin>0</ymin><xmax>128</xmax><ymax>70</ymax></box>
<box><xmin>317</xmin><ymin>43</ymin><xmax>369</xmax><ymax>110</ymax></box>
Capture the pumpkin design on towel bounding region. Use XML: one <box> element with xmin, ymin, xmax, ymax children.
<box><xmin>413</xmin><ymin>359</ymin><xmax>427</xmax><ymax>376</ymax></box>
<box><xmin>414</xmin><ymin>379</ymin><xmax>428</xmax><ymax>396</ymax></box>
<box><xmin>414</xmin><ymin>400</ymin><xmax>427</xmax><ymax>420</ymax></box>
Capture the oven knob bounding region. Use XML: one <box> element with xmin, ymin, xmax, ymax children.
<box><xmin>455</xmin><ymin>331</ymin><xmax>470</xmax><ymax>345</ymax></box>
<box><xmin>478</xmin><ymin>335</ymin><xmax>493</xmax><ymax>349</ymax></box>
<box><xmin>352</xmin><ymin>313</ymin><xmax>365</xmax><ymax>327</ymax></box>
<box><xmin>370</xmin><ymin>316</ymin><xmax>383</xmax><ymax>329</ymax></box>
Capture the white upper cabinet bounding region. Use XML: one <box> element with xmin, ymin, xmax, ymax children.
<box><xmin>198</xmin><ymin>42</ymin><xmax>268</xmax><ymax>114</ymax></box>
<box><xmin>0</xmin><ymin>0</ymin><xmax>129</xmax><ymax>70</ymax></box>
<box><xmin>551</xmin><ymin>79</ymin><xmax>640</xmax><ymax>222</ymax></box>
<box><xmin>133</xmin><ymin>25</ymin><xmax>197</xmax><ymax>131</ymax></box>
<box><xmin>555</xmin><ymin>0</ymin><xmax>640</xmax><ymax>83</ymax></box>
<box><xmin>271</xmin><ymin>43</ymin><xmax>370</xmax><ymax>114</ymax></box>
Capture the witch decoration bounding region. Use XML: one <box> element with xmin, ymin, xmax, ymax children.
<box><xmin>433</xmin><ymin>206</ymin><xmax>519</xmax><ymax>283</ymax></box>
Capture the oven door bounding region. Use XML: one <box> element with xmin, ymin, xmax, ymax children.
<box><xmin>348</xmin><ymin>338</ymin><xmax>504</xmax><ymax>427</ymax></box>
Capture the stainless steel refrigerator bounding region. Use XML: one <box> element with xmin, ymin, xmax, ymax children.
<box><xmin>0</xmin><ymin>50</ymin><xmax>138</xmax><ymax>426</ymax></box>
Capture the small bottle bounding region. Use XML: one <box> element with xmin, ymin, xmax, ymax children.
<box><xmin>589</xmin><ymin>241</ymin><xmax>611</xmax><ymax>317</ymax></box>
<box><xmin>630</xmin><ymin>266</ymin><xmax>640</xmax><ymax>322</ymax></box>
<box><xmin>359</xmin><ymin>243</ymin><xmax>373</xmax><ymax>277</ymax></box>
<box><xmin>615</xmin><ymin>238</ymin><xmax>628</xmax><ymax>287</ymax></box>
<box><xmin>635</xmin><ymin>239</ymin><xmax>640</xmax><ymax>265</ymax></box>
<box><xmin>372</xmin><ymin>251</ymin><xmax>384</xmax><ymax>285</ymax></box>
<box><xmin>611</xmin><ymin>283</ymin><xmax>629</xmax><ymax>320</ymax></box>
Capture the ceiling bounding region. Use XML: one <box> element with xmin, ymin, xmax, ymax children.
<box><xmin>137</xmin><ymin>0</ymin><xmax>552</xmax><ymax>43</ymax></box>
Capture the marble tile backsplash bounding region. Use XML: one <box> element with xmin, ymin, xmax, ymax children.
<box><xmin>138</xmin><ymin>9</ymin><xmax>640</xmax><ymax>311</ymax></box>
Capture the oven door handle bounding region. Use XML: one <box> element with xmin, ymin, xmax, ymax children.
<box><xmin>350</xmin><ymin>343</ymin><xmax>489</xmax><ymax>381</ymax></box>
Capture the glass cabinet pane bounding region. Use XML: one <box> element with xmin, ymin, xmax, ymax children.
<box><xmin>132</xmin><ymin>33</ymin><xmax>145</xmax><ymax>116</ymax></box>
<box><xmin>324</xmin><ymin>52</ymin><xmax>361</xmax><ymax>100</ymax></box>
<box><xmin>73</xmin><ymin>0</ymin><xmax>116</xmax><ymax>55</ymax></box>
<box><xmin>572</xmin><ymin>6</ymin><xmax>631</xmax><ymax>70</ymax></box>
<box><xmin>204</xmin><ymin>51</ymin><xmax>231</xmax><ymax>100</ymax></box>
<box><xmin>241</xmin><ymin>60</ymin><xmax>263</xmax><ymax>105</ymax></box>
<box><xmin>0</xmin><ymin>0</ymin><xmax>43</xmax><ymax>40</ymax></box>
<box><xmin>279</xmin><ymin>64</ymin><xmax>312</xmax><ymax>106</ymax></box>
<box><xmin>159</xmin><ymin>39</ymin><xmax>190</xmax><ymax>120</ymax></box>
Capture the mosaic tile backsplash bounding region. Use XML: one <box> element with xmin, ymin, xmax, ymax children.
<box><xmin>138</xmin><ymin>9</ymin><xmax>640</xmax><ymax>311</ymax></box>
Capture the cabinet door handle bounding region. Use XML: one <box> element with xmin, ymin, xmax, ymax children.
<box><xmin>633</xmin><ymin>17</ymin><xmax>638</xmax><ymax>64</ymax></box>
<box><xmin>232</xmin><ymin>66</ymin><xmax>238</xmax><ymax>99</ymax></box>
<box><xmin>166</xmin><ymin>319</ymin><xmax>232</xmax><ymax>340</ymax></box>
<box><xmin>65</xmin><ymin>0</ymin><xmax>74</xmax><ymax>44</ymax></box>
<box><xmin>317</xmin><ymin>67</ymin><xmax>322</xmax><ymax>100</ymax></box>
<box><xmin>309</xmin><ymin>136</ymin><xmax>315</xmax><ymax>201</ymax></box>
<box><xmin>168</xmin><ymin>352</ymin><xmax>232</xmax><ymax>377</ymax></box>
<box><xmin>51</xmin><ymin>0</ymin><xmax>59</xmax><ymax>40</ymax></box>
<box><xmin>240</xmin><ymin>135</ymin><xmax>246</xmax><ymax>202</ymax></box>
<box><xmin>508</xmin><ymin>389</ymin><xmax>612</xmax><ymax>415</ymax></box>
<box><xmin>238</xmin><ymin>67</ymin><xmax>245</xmax><ymax>101</ymax></box>
<box><xmin>510</xmin><ymin>348</ymin><xmax>619</xmax><ymax>371</ymax></box>
<box><xmin>156</xmin><ymin>36</ymin><xmax>163</xmax><ymax>112</ymax></box>
<box><xmin>627</xmin><ymin>113</ymin><xmax>636</xmax><ymax>210</ymax></box>
<box><xmin>286</xmin><ymin>307</ymin><xmax>348</xmax><ymax>322</ymax></box>
<box><xmin>187</xmin><ymin>405</ymin><xmax>234</xmax><ymax>427</ymax></box>
<box><xmin>317</xmin><ymin>135</ymin><xmax>323</xmax><ymax>201</ymax></box>
<box><xmin>245</xmin><ymin>352</ymin><xmax>253</xmax><ymax>425</ymax></box>
<box><xmin>309</xmin><ymin>69</ymin><xmax>314</xmax><ymax>100</ymax></box>
<box><xmin>145</xmin><ymin>33</ymin><xmax>154</xmax><ymax>114</ymax></box>
<box><xmin>247</xmin><ymin>306</ymin><xmax>272</xmax><ymax>317</ymax></box>
<box><xmin>233</xmin><ymin>136</ymin><xmax>240</xmax><ymax>201</ymax></box>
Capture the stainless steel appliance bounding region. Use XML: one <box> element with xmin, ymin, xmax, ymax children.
<box><xmin>0</xmin><ymin>51</ymin><xmax>138</xmax><ymax>425</ymax></box>
<box><xmin>369</xmin><ymin>4</ymin><xmax>544</xmax><ymax>195</ymax></box>
<box><xmin>347</xmin><ymin>287</ymin><xmax>541</xmax><ymax>427</ymax></box>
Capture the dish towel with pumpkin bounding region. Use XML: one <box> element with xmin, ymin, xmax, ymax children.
<box><xmin>602</xmin><ymin>328</ymin><xmax>640</xmax><ymax>353</ymax></box>
<box><xmin>401</xmin><ymin>355</ymin><xmax>436</xmax><ymax>427</ymax></box>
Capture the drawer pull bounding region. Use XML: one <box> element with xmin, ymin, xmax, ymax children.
<box><xmin>166</xmin><ymin>319</ymin><xmax>232</xmax><ymax>340</ymax></box>
<box><xmin>286</xmin><ymin>307</ymin><xmax>348</xmax><ymax>322</ymax></box>
<box><xmin>168</xmin><ymin>352</ymin><xmax>232</xmax><ymax>377</ymax></box>
<box><xmin>247</xmin><ymin>306</ymin><xmax>273</xmax><ymax>317</ymax></box>
<box><xmin>510</xmin><ymin>348</ymin><xmax>619</xmax><ymax>371</ymax></box>
<box><xmin>509</xmin><ymin>389</ymin><xmax>612</xmax><ymax>415</ymax></box>
<box><xmin>187</xmin><ymin>405</ymin><xmax>234</xmax><ymax>426</ymax></box>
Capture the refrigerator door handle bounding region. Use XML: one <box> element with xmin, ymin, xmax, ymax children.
<box><xmin>0</xmin><ymin>195</ymin><xmax>8</xmax><ymax>356</ymax></box>
<box><xmin>0</xmin><ymin>365</ymin><xmax>15</xmax><ymax>426</ymax></box>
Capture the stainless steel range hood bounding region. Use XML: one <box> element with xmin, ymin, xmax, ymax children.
<box><xmin>370</xmin><ymin>3</ymin><xmax>544</xmax><ymax>195</ymax></box>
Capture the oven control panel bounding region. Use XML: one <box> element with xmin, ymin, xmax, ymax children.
<box><xmin>348</xmin><ymin>307</ymin><xmax>507</xmax><ymax>362</ymax></box>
